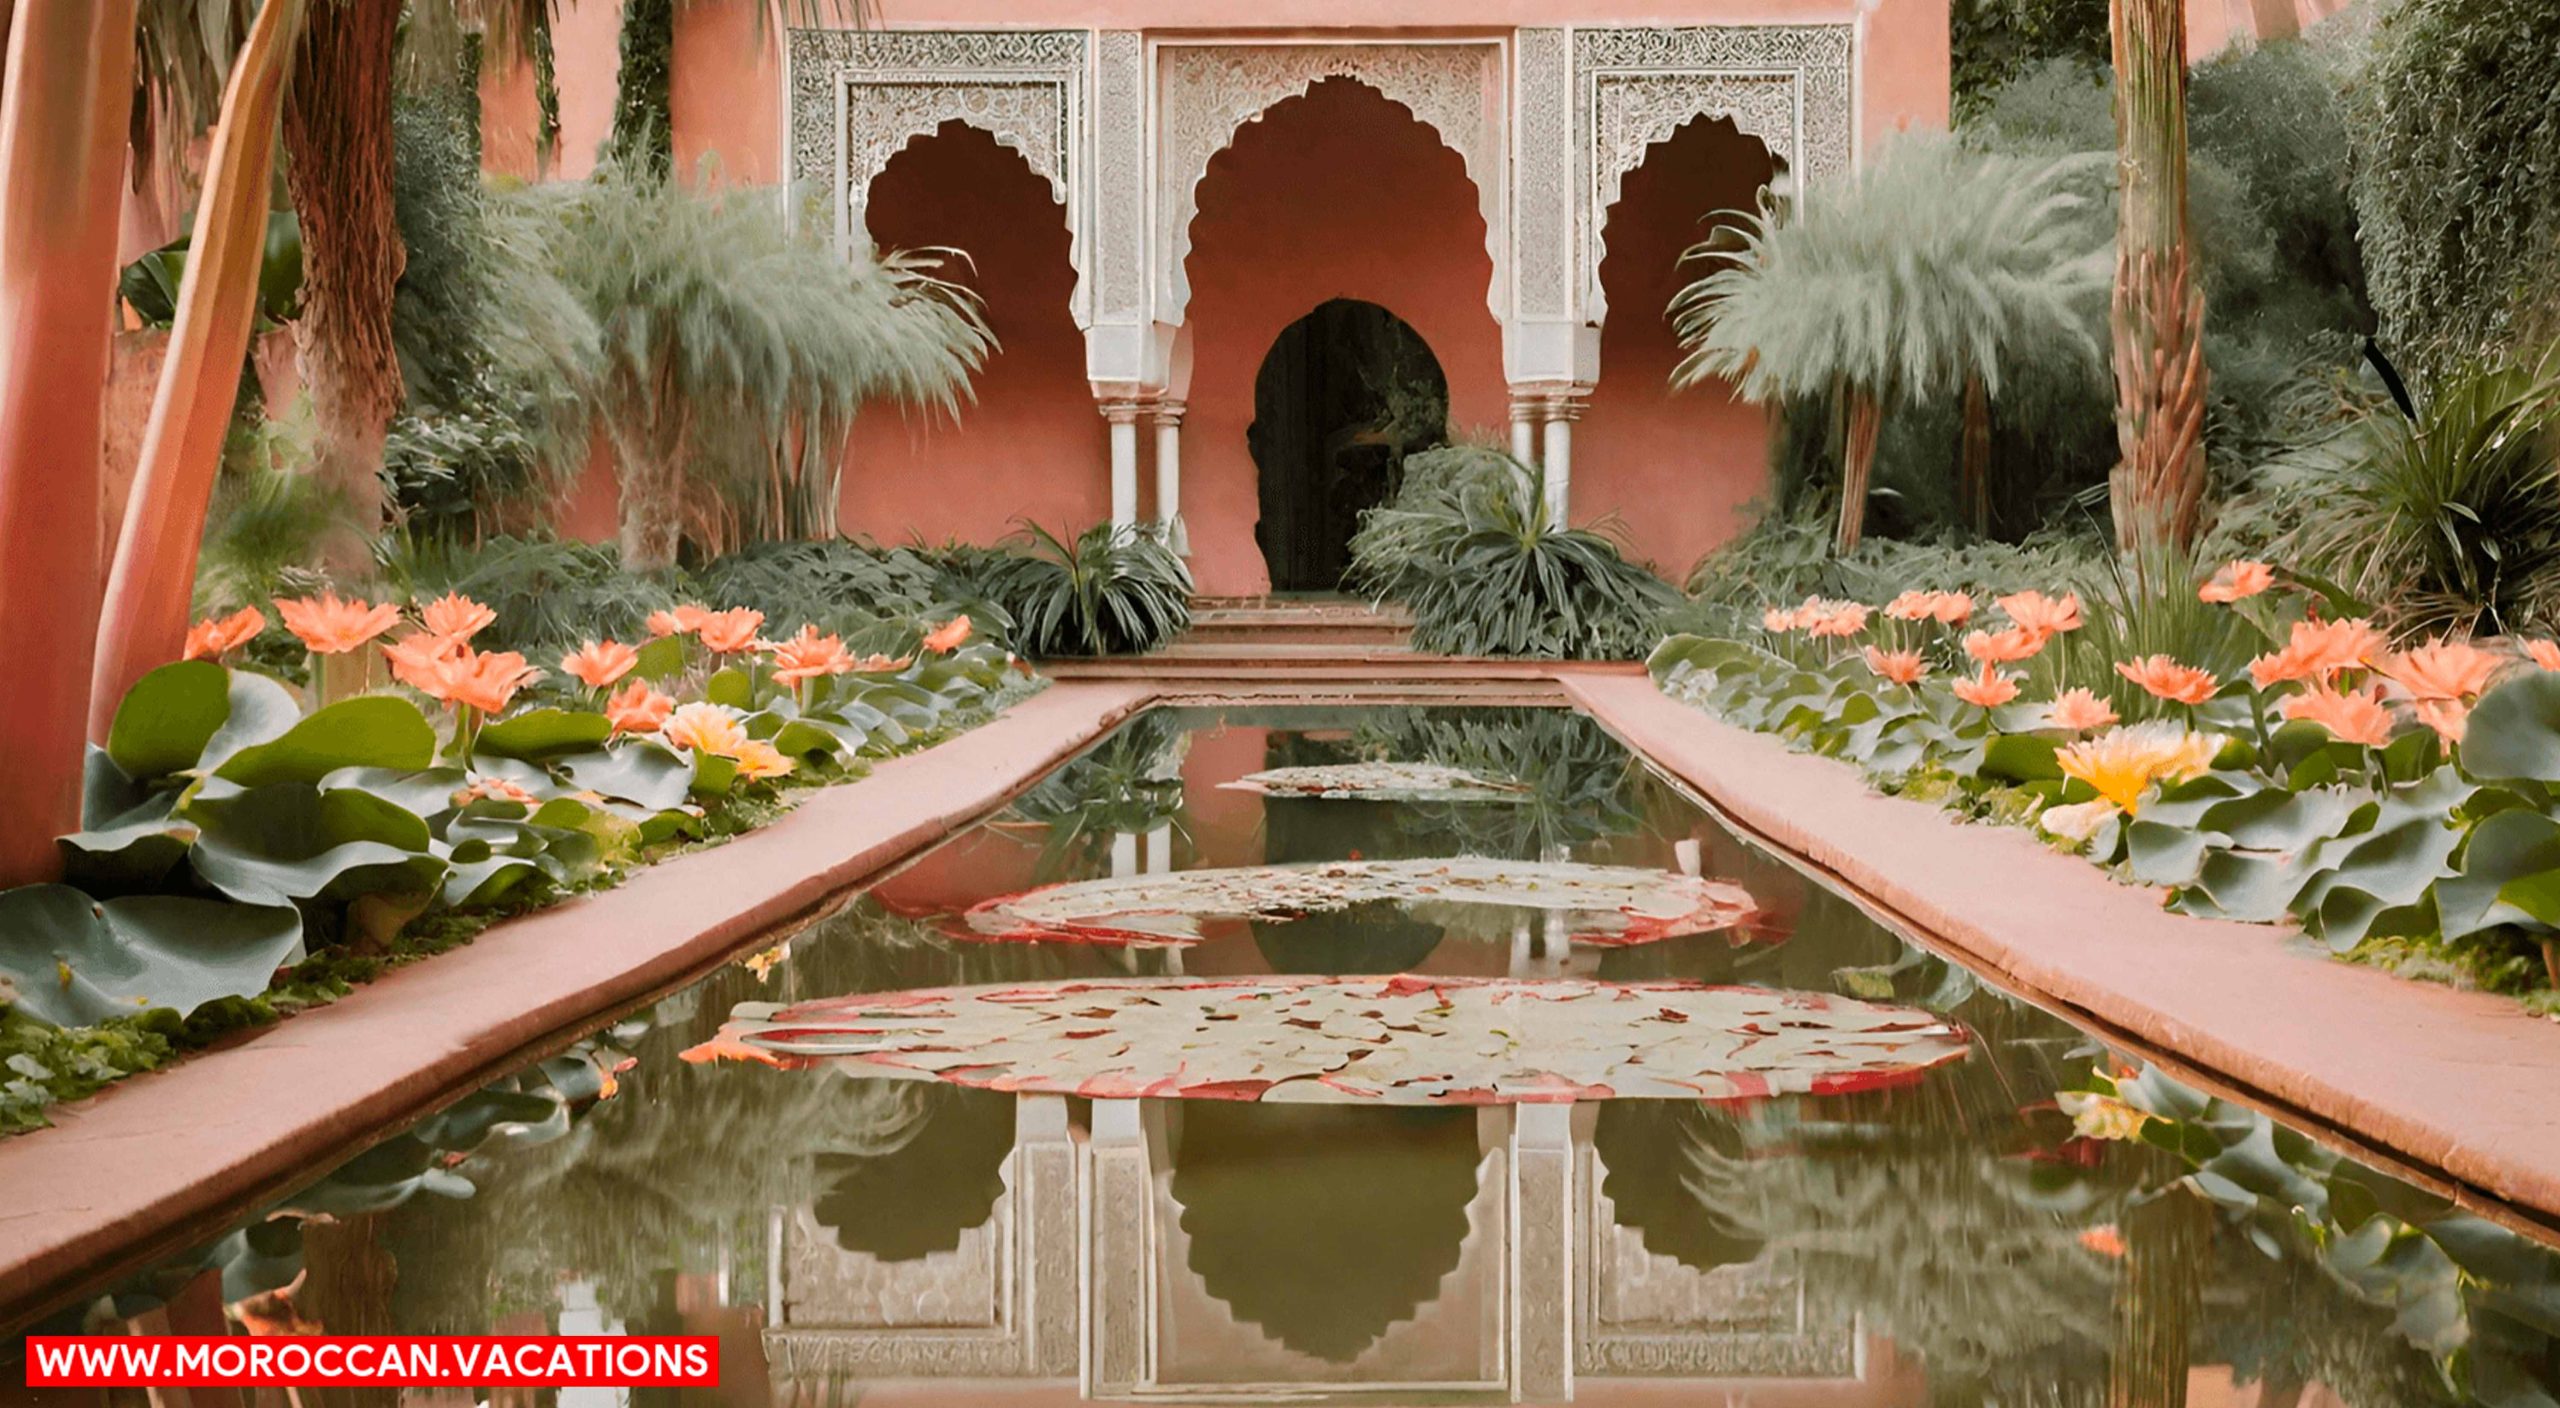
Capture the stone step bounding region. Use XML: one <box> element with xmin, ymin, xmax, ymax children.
<box><xmin>1179</xmin><ymin>597</ymin><xmax>1415</xmax><ymax>648</ymax></box>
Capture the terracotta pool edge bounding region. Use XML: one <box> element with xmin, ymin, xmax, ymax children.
<box><xmin>1570</xmin><ymin>674</ymin><xmax>2560</xmax><ymax>1238</ymax></box>
<box><xmin>0</xmin><ymin>680</ymin><xmax>1153</xmax><ymax>1331</ymax></box>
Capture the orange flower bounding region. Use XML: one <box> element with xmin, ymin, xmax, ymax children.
<box><xmin>2047</xmin><ymin>688</ymin><xmax>2120</xmax><ymax>732</ymax></box>
<box><xmin>604</xmin><ymin>679</ymin><xmax>675</xmax><ymax>735</ymax></box>
<box><xmin>2057</xmin><ymin>723</ymin><xmax>2224</xmax><ymax>814</ymax></box>
<box><xmin>850</xmin><ymin>652</ymin><xmax>912</xmax><ymax>673</ymax></box>
<box><xmin>696</xmin><ymin>607</ymin><xmax>766</xmax><ymax>655</ymax></box>
<box><xmin>1998</xmin><ymin>590</ymin><xmax>2083</xmax><ymax>639</ymax></box>
<box><xmin>1883</xmin><ymin>591</ymin><xmax>1939</xmax><ymax>623</ymax></box>
<box><xmin>2078</xmin><ymin>1225</ymin><xmax>2127</xmax><ymax>1258</ymax></box>
<box><xmin>922</xmin><ymin>615</ymin><xmax>974</xmax><ymax>653</ymax></box>
<box><xmin>647</xmin><ymin>604</ymin><xmax>714</xmax><ymax>638</ymax></box>
<box><xmin>2379</xmin><ymin>637</ymin><xmax>2505</xmax><ymax>703</ymax></box>
<box><xmin>2413</xmin><ymin>697</ymin><xmax>2475</xmax><ymax>746</ymax></box>
<box><xmin>1761</xmin><ymin>604</ymin><xmax>1805</xmax><ymax>632</ymax></box>
<box><xmin>2198</xmin><ymin>560</ymin><xmax>2275</xmax><ymax>604</ymax></box>
<box><xmin>1930</xmin><ymin>591</ymin><xmax>1976</xmax><ymax>627</ymax></box>
<box><xmin>1952</xmin><ymin>665</ymin><xmax>2021</xmax><ymax>708</ymax></box>
<box><xmin>771</xmin><ymin>625</ymin><xmax>855</xmax><ymax>686</ymax></box>
<box><xmin>1862</xmin><ymin>646</ymin><xmax>1928</xmax><ymax>686</ymax></box>
<box><xmin>2529</xmin><ymin>640</ymin><xmax>2560</xmax><ymax>673</ymax></box>
<box><xmin>418</xmin><ymin>591</ymin><xmax>497</xmax><ymax>642</ymax></box>
<box><xmin>561</xmin><ymin>639</ymin><xmax>641</xmax><ymax>690</ymax></box>
<box><xmin>451</xmin><ymin>776</ymin><xmax>539</xmax><ymax>808</ymax></box>
<box><xmin>730</xmin><ymin>739</ymin><xmax>796</xmax><ymax>782</ymax></box>
<box><xmin>663</xmin><ymin>702</ymin><xmax>749</xmax><ymax>756</ymax></box>
<box><xmin>2280</xmin><ymin>681</ymin><xmax>2395</xmax><ymax>747</ymax></box>
<box><xmin>382</xmin><ymin>630</ymin><xmax>469</xmax><ymax>698</ymax></box>
<box><xmin>443</xmin><ymin>649</ymin><xmax>542</xmax><ymax>716</ymax></box>
<box><xmin>2114</xmin><ymin>655</ymin><xmax>2219</xmax><ymax>707</ymax></box>
<box><xmin>2247</xmin><ymin>617</ymin><xmax>2385</xmax><ymax>689</ymax></box>
<box><xmin>1964</xmin><ymin>626</ymin><xmax>2046</xmax><ymax>665</ymax></box>
<box><xmin>182</xmin><ymin>606</ymin><xmax>266</xmax><ymax>662</ymax></box>
<box><xmin>275</xmin><ymin>592</ymin><xmax>402</xmax><ymax>655</ymax></box>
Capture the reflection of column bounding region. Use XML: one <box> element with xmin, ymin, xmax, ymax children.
<box><xmin>1111</xmin><ymin>831</ymin><xmax>1138</xmax><ymax>879</ymax></box>
<box><xmin>1509</xmin><ymin>393</ymin><xmax>1540</xmax><ymax>464</ymax></box>
<box><xmin>1512</xmin><ymin>1103</ymin><xmax>1574</xmax><ymax>1402</ymax></box>
<box><xmin>1144</xmin><ymin>823</ymin><xmax>1173</xmax><ymax>875</ymax></box>
<box><xmin>1152</xmin><ymin>399</ymin><xmax>1186</xmax><ymax>549</ymax></box>
<box><xmin>1086</xmin><ymin>1099</ymin><xmax>1151</xmax><ymax>1397</ymax></box>
<box><xmin>556</xmin><ymin>1280</ymin><xmax>621</xmax><ymax>1408</ymax></box>
<box><xmin>1019</xmin><ymin>1095</ymin><xmax>1080</xmax><ymax>1377</ymax></box>
<box><xmin>1540</xmin><ymin>391</ymin><xmax>1586</xmax><ymax>524</ymax></box>
<box><xmin>1103</xmin><ymin>400</ymin><xmax>1143</xmax><ymax>527</ymax></box>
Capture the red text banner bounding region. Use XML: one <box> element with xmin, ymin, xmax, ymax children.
<box><xmin>25</xmin><ymin>1336</ymin><xmax>720</xmax><ymax>1388</ymax></box>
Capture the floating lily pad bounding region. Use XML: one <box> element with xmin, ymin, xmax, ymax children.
<box><xmin>1220</xmin><ymin>762</ymin><xmax>1531</xmax><ymax>803</ymax></box>
<box><xmin>960</xmin><ymin>857</ymin><xmax>1756</xmax><ymax>948</ymax></box>
<box><xmin>682</xmin><ymin>975</ymin><xmax>1969</xmax><ymax>1105</ymax></box>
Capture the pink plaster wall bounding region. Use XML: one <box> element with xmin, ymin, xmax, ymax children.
<box><xmin>844</xmin><ymin>124</ymin><xmax>1108</xmax><ymax>547</ymax></box>
<box><xmin>1179</xmin><ymin>78</ymin><xmax>1507</xmax><ymax>597</ymax></box>
<box><xmin>481</xmin><ymin>0</ymin><xmax>625</xmax><ymax>182</ymax></box>
<box><xmin>1577</xmin><ymin>117</ymin><xmax>1775</xmax><ymax>581</ymax></box>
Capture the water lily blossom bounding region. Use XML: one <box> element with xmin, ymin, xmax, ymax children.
<box><xmin>1862</xmin><ymin>646</ymin><xmax>1929</xmax><ymax>687</ymax></box>
<box><xmin>604</xmin><ymin>680</ymin><xmax>675</xmax><ymax>735</ymax></box>
<box><xmin>182</xmin><ymin>606</ymin><xmax>266</xmax><ymax>662</ymax></box>
<box><xmin>771</xmin><ymin>625</ymin><xmax>855</xmax><ymax>686</ymax></box>
<box><xmin>2280</xmin><ymin>681</ymin><xmax>2395</xmax><ymax>747</ymax></box>
<box><xmin>2198</xmin><ymin>560</ymin><xmax>2275</xmax><ymax>604</ymax></box>
<box><xmin>2381</xmin><ymin>637</ymin><xmax>2504</xmax><ymax>703</ymax></box>
<box><xmin>2114</xmin><ymin>655</ymin><xmax>2218</xmax><ymax>707</ymax></box>
<box><xmin>1952</xmin><ymin>665</ymin><xmax>2021</xmax><ymax>708</ymax></box>
<box><xmin>561</xmin><ymin>639</ymin><xmax>641</xmax><ymax>690</ymax></box>
<box><xmin>730</xmin><ymin>739</ymin><xmax>796</xmax><ymax>782</ymax></box>
<box><xmin>923</xmin><ymin>615</ymin><xmax>974</xmax><ymax>653</ymax></box>
<box><xmin>419</xmin><ymin>592</ymin><xmax>498</xmax><ymax>642</ymax></box>
<box><xmin>697</xmin><ymin>608</ymin><xmax>767</xmax><ymax>656</ymax></box>
<box><xmin>1964</xmin><ymin>626</ymin><xmax>2045</xmax><ymax>666</ymax></box>
<box><xmin>647</xmin><ymin>604</ymin><xmax>714</xmax><ymax>638</ymax></box>
<box><xmin>2247</xmin><ymin>617</ymin><xmax>2386</xmax><ymax>689</ymax></box>
<box><xmin>2056</xmin><ymin>722</ymin><xmax>2223</xmax><ymax>815</ymax></box>
<box><xmin>276</xmin><ymin>592</ymin><xmax>402</xmax><ymax>655</ymax></box>
<box><xmin>2047</xmin><ymin>688</ymin><xmax>2119</xmax><ymax>733</ymax></box>
<box><xmin>664</xmin><ymin>702</ymin><xmax>750</xmax><ymax>757</ymax></box>
<box><xmin>443</xmin><ymin>649</ymin><xmax>543</xmax><ymax>716</ymax></box>
<box><xmin>451</xmin><ymin>776</ymin><xmax>540</xmax><ymax>809</ymax></box>
<box><xmin>1997</xmin><ymin>590</ymin><xmax>2083</xmax><ymax>640</ymax></box>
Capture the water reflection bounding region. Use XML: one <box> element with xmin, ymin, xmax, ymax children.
<box><xmin>16</xmin><ymin>707</ymin><xmax>2559</xmax><ymax>1408</ymax></box>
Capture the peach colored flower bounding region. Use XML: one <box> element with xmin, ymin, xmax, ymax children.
<box><xmin>275</xmin><ymin>592</ymin><xmax>402</xmax><ymax>655</ymax></box>
<box><xmin>1998</xmin><ymin>590</ymin><xmax>2083</xmax><ymax>640</ymax></box>
<box><xmin>663</xmin><ymin>702</ymin><xmax>749</xmax><ymax>757</ymax></box>
<box><xmin>1862</xmin><ymin>646</ymin><xmax>1928</xmax><ymax>687</ymax></box>
<box><xmin>849</xmin><ymin>652</ymin><xmax>912</xmax><ymax>673</ymax></box>
<box><xmin>2078</xmin><ymin>1225</ymin><xmax>2128</xmax><ymax>1258</ymax></box>
<box><xmin>730</xmin><ymin>739</ymin><xmax>796</xmax><ymax>782</ymax></box>
<box><xmin>2413</xmin><ymin>697</ymin><xmax>2475</xmax><ymax>746</ymax></box>
<box><xmin>1761</xmin><ymin>605</ymin><xmax>1805</xmax><ymax>632</ymax></box>
<box><xmin>1952</xmin><ymin>665</ymin><xmax>2020</xmax><ymax>708</ymax></box>
<box><xmin>182</xmin><ymin>606</ymin><xmax>266</xmax><ymax>662</ymax></box>
<box><xmin>1883</xmin><ymin>591</ymin><xmax>1940</xmax><ymax>623</ymax></box>
<box><xmin>2528</xmin><ymin>640</ymin><xmax>2560</xmax><ymax>673</ymax></box>
<box><xmin>1805</xmin><ymin>601</ymin><xmax>1870</xmax><ymax>639</ymax></box>
<box><xmin>418</xmin><ymin>592</ymin><xmax>497</xmax><ymax>643</ymax></box>
<box><xmin>696</xmin><ymin>607</ymin><xmax>766</xmax><ymax>656</ymax></box>
<box><xmin>2380</xmin><ymin>637</ymin><xmax>2505</xmax><ymax>703</ymax></box>
<box><xmin>2114</xmin><ymin>655</ymin><xmax>2218</xmax><ymax>707</ymax></box>
<box><xmin>771</xmin><ymin>625</ymin><xmax>855</xmax><ymax>686</ymax></box>
<box><xmin>382</xmin><ymin>630</ymin><xmax>469</xmax><ymax>699</ymax></box>
<box><xmin>2280</xmin><ymin>681</ymin><xmax>2395</xmax><ymax>747</ymax></box>
<box><xmin>2248</xmin><ymin>617</ymin><xmax>2385</xmax><ymax>689</ymax></box>
<box><xmin>922</xmin><ymin>615</ymin><xmax>974</xmax><ymax>653</ymax></box>
<box><xmin>2047</xmin><ymin>688</ymin><xmax>2120</xmax><ymax>732</ymax></box>
<box><xmin>2199</xmin><ymin>560</ymin><xmax>2275</xmax><ymax>604</ymax></box>
<box><xmin>451</xmin><ymin>776</ymin><xmax>539</xmax><ymax>809</ymax></box>
<box><xmin>560</xmin><ymin>639</ymin><xmax>640</xmax><ymax>691</ymax></box>
<box><xmin>1930</xmin><ymin>591</ymin><xmax>1976</xmax><ymax>627</ymax></box>
<box><xmin>1964</xmin><ymin>626</ymin><xmax>2046</xmax><ymax>666</ymax></box>
<box><xmin>2057</xmin><ymin>722</ymin><xmax>2224</xmax><ymax>814</ymax></box>
<box><xmin>604</xmin><ymin>679</ymin><xmax>675</xmax><ymax>735</ymax></box>
<box><xmin>443</xmin><ymin>649</ymin><xmax>542</xmax><ymax>716</ymax></box>
<box><xmin>2038</xmin><ymin>799</ymin><xmax>2117</xmax><ymax>845</ymax></box>
<box><xmin>646</xmin><ymin>604</ymin><xmax>714</xmax><ymax>638</ymax></box>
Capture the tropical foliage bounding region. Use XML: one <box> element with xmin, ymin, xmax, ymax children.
<box><xmin>978</xmin><ymin>523</ymin><xmax>1194</xmax><ymax>658</ymax></box>
<box><xmin>1348</xmin><ymin>446</ymin><xmax>1677</xmax><ymax>659</ymax></box>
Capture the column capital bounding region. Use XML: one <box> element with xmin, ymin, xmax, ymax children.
<box><xmin>1149</xmin><ymin>397</ymin><xmax>1187</xmax><ymax>425</ymax></box>
<box><xmin>1098</xmin><ymin>398</ymin><xmax>1146</xmax><ymax>425</ymax></box>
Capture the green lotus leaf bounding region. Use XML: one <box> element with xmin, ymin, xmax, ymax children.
<box><xmin>2295</xmin><ymin>814</ymin><xmax>2464</xmax><ymax>950</ymax></box>
<box><xmin>58</xmin><ymin>815</ymin><xmax>197</xmax><ymax>893</ymax></box>
<box><xmin>2181</xmin><ymin>846</ymin><xmax>2313</xmax><ymax>924</ymax></box>
<box><xmin>2439</xmin><ymin>809</ymin><xmax>2560</xmax><ymax>938</ymax></box>
<box><xmin>185</xmin><ymin>783</ymin><xmax>443</xmax><ymax>907</ymax></box>
<box><xmin>214</xmin><ymin>697</ymin><xmax>436</xmax><ymax>788</ymax></box>
<box><xmin>706</xmin><ymin>666</ymin><xmax>753</xmax><ymax>708</ymax></box>
<box><xmin>195</xmin><ymin>670</ymin><xmax>305</xmax><ymax>775</ymax></box>
<box><xmin>0</xmin><ymin>885</ymin><xmax>302</xmax><ymax>1028</ymax></box>
<box><xmin>410</xmin><ymin>1087</ymin><xmax>562</xmax><ymax>1154</ymax></box>
<box><xmin>768</xmin><ymin>718</ymin><xmax>844</xmax><ymax>763</ymax></box>
<box><xmin>1978</xmin><ymin>733</ymin><xmax>2062</xmax><ymax>783</ymax></box>
<box><xmin>473</xmin><ymin>707</ymin><xmax>611</xmax><ymax>762</ymax></box>
<box><xmin>2202</xmin><ymin>786</ymin><xmax>2360</xmax><ymax>853</ymax></box>
<box><xmin>319</xmin><ymin>765</ymin><xmax>472</xmax><ymax>821</ymax></box>
<box><xmin>557</xmin><ymin>742</ymin><xmax>694</xmax><ymax>810</ymax></box>
<box><xmin>2125</xmin><ymin>819</ymin><xmax>2209</xmax><ymax>887</ymax></box>
<box><xmin>82</xmin><ymin>747</ymin><xmax>162</xmax><ymax>830</ymax></box>
<box><xmin>2462</xmin><ymin>671</ymin><xmax>2560</xmax><ymax>783</ymax></box>
<box><xmin>689</xmin><ymin>752</ymin><xmax>738</xmax><ymax>796</ymax></box>
<box><xmin>275</xmin><ymin>1135</ymin><xmax>473</xmax><ymax>1218</ymax></box>
<box><xmin>106</xmin><ymin>661</ymin><xmax>232</xmax><ymax>780</ymax></box>
<box><xmin>442</xmin><ymin>854</ymin><xmax>546</xmax><ymax>908</ymax></box>
<box><xmin>633</xmin><ymin>633</ymin><xmax>686</xmax><ymax>681</ymax></box>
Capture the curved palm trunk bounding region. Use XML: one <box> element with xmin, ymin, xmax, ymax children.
<box><xmin>1960</xmin><ymin>368</ymin><xmax>1992</xmax><ymax>537</ymax></box>
<box><xmin>283</xmin><ymin>0</ymin><xmax>405</xmax><ymax>581</ymax></box>
<box><xmin>2107</xmin><ymin>0</ymin><xmax>2208</xmax><ymax>555</ymax></box>
<box><xmin>91</xmin><ymin>0</ymin><xmax>305</xmax><ymax>738</ymax></box>
<box><xmin>1836</xmin><ymin>386</ymin><xmax>1882</xmax><ymax>554</ymax></box>
<box><xmin>0</xmin><ymin>0</ymin><xmax>138</xmax><ymax>882</ymax></box>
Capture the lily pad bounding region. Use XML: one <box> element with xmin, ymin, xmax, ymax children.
<box><xmin>960</xmin><ymin>857</ymin><xmax>1758</xmax><ymax>948</ymax></box>
<box><xmin>0</xmin><ymin>885</ymin><xmax>302</xmax><ymax>1027</ymax></box>
<box><xmin>1221</xmin><ymin>762</ymin><xmax>1531</xmax><ymax>803</ymax></box>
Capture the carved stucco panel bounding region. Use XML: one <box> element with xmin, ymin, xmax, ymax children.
<box><xmin>1514</xmin><ymin>29</ymin><xmax>1574</xmax><ymax>324</ymax></box>
<box><xmin>1093</xmin><ymin>31</ymin><xmax>1148</xmax><ymax>324</ymax></box>
<box><xmin>1155</xmin><ymin>41</ymin><xmax>1508</xmax><ymax>328</ymax></box>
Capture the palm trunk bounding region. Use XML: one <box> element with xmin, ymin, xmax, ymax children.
<box><xmin>1836</xmin><ymin>386</ymin><xmax>1882</xmax><ymax>554</ymax></box>
<box><xmin>2108</xmin><ymin>1187</ymin><xmax>2206</xmax><ymax>1408</ymax></box>
<box><xmin>0</xmin><ymin>0</ymin><xmax>138</xmax><ymax>883</ymax></box>
<box><xmin>282</xmin><ymin>0</ymin><xmax>405</xmax><ymax>582</ymax></box>
<box><xmin>1961</xmin><ymin>368</ymin><xmax>1992</xmax><ymax>537</ymax></box>
<box><xmin>612</xmin><ymin>424</ymin><xmax>684</xmax><ymax>571</ymax></box>
<box><xmin>2107</xmin><ymin>0</ymin><xmax>2208</xmax><ymax>555</ymax></box>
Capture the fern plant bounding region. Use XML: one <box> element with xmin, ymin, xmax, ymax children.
<box><xmin>981</xmin><ymin>523</ymin><xmax>1194</xmax><ymax>658</ymax></box>
<box><xmin>1348</xmin><ymin>446</ymin><xmax>1678</xmax><ymax>660</ymax></box>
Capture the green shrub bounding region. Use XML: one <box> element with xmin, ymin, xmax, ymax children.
<box><xmin>980</xmin><ymin>524</ymin><xmax>1194</xmax><ymax>658</ymax></box>
<box><xmin>387</xmin><ymin>535</ymin><xmax>677</xmax><ymax>652</ymax></box>
<box><xmin>1348</xmin><ymin>446</ymin><xmax>1677</xmax><ymax>659</ymax></box>
<box><xmin>1669</xmin><ymin>506</ymin><xmax>2105</xmax><ymax>640</ymax></box>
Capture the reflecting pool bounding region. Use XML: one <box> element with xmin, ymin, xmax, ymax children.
<box><xmin>19</xmin><ymin>707</ymin><xmax>2560</xmax><ymax>1406</ymax></box>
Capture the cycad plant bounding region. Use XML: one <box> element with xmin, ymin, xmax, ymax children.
<box><xmin>1670</xmin><ymin>136</ymin><xmax>2108</xmax><ymax>552</ymax></box>
<box><xmin>982</xmin><ymin>522</ymin><xmax>1195</xmax><ymax>658</ymax></box>
<box><xmin>515</xmin><ymin>172</ymin><xmax>995</xmax><ymax>570</ymax></box>
<box><xmin>2107</xmin><ymin>0</ymin><xmax>2208</xmax><ymax>554</ymax></box>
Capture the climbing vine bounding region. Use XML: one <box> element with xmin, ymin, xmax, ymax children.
<box><xmin>607</xmin><ymin>0</ymin><xmax>676</xmax><ymax>180</ymax></box>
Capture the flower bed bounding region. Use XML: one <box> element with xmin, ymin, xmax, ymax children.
<box><xmin>1651</xmin><ymin>565</ymin><xmax>2560</xmax><ymax>1008</ymax></box>
<box><xmin>0</xmin><ymin>593</ymin><xmax>1033</xmax><ymax>1131</ymax></box>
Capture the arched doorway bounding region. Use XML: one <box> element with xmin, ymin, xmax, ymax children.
<box><xmin>1247</xmin><ymin>299</ymin><xmax>1448</xmax><ymax>593</ymax></box>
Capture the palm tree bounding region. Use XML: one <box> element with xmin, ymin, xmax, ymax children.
<box><xmin>2107</xmin><ymin>0</ymin><xmax>2207</xmax><ymax>555</ymax></box>
<box><xmin>1670</xmin><ymin>136</ymin><xmax>2108</xmax><ymax>552</ymax></box>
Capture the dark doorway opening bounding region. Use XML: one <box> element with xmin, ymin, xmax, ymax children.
<box><xmin>1247</xmin><ymin>299</ymin><xmax>1449</xmax><ymax>593</ymax></box>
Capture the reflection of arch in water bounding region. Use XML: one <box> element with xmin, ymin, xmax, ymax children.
<box><xmin>810</xmin><ymin>1084</ymin><xmax>1016</xmax><ymax>1262</ymax></box>
<box><xmin>1592</xmin><ymin>1101</ymin><xmax>1767</xmax><ymax>1274</ymax></box>
<box><xmin>1170</xmin><ymin>1103</ymin><xmax>1480</xmax><ymax>1362</ymax></box>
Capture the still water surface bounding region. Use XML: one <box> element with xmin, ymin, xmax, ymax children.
<box><xmin>33</xmin><ymin>707</ymin><xmax>2560</xmax><ymax>1405</ymax></box>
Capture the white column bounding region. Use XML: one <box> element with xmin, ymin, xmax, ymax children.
<box><xmin>1103</xmin><ymin>400</ymin><xmax>1142</xmax><ymax>528</ymax></box>
<box><xmin>1509</xmin><ymin>394</ymin><xmax>1540</xmax><ymax>464</ymax></box>
<box><xmin>1085</xmin><ymin>1099</ymin><xmax>1151</xmax><ymax>1398</ymax></box>
<box><xmin>1511</xmin><ymin>1103</ymin><xmax>1575</xmax><ymax>1402</ymax></box>
<box><xmin>1110</xmin><ymin>830</ymin><xmax>1138</xmax><ymax>879</ymax></box>
<box><xmin>1540</xmin><ymin>393</ymin><xmax>1580</xmax><ymax>525</ymax></box>
<box><xmin>1152</xmin><ymin>399</ymin><xmax>1185</xmax><ymax>544</ymax></box>
<box><xmin>1018</xmin><ymin>1095</ymin><xmax>1080</xmax><ymax>1377</ymax></box>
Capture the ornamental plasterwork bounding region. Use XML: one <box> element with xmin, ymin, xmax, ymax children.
<box><xmin>1092</xmin><ymin>32</ymin><xmax>1148</xmax><ymax>324</ymax></box>
<box><xmin>1155</xmin><ymin>40</ymin><xmax>1507</xmax><ymax>327</ymax></box>
<box><xmin>1513</xmin><ymin>29</ymin><xmax>1576</xmax><ymax>323</ymax></box>
<box><xmin>1575</xmin><ymin>25</ymin><xmax>1856</xmax><ymax>322</ymax></box>
<box><xmin>785</xmin><ymin>29</ymin><xmax>1091</xmax><ymax>326</ymax></box>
